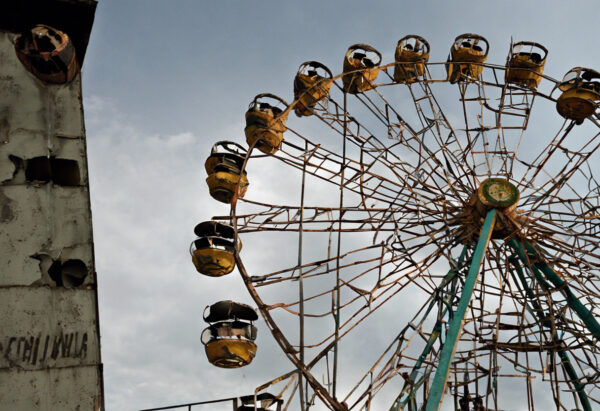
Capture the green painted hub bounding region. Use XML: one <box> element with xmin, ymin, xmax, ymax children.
<box><xmin>477</xmin><ymin>178</ymin><xmax>520</xmax><ymax>208</ymax></box>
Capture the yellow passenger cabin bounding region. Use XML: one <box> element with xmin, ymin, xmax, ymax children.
<box><xmin>205</xmin><ymin>141</ymin><xmax>248</xmax><ymax>204</ymax></box>
<box><xmin>14</xmin><ymin>25</ymin><xmax>79</xmax><ymax>85</ymax></box>
<box><xmin>555</xmin><ymin>67</ymin><xmax>600</xmax><ymax>124</ymax></box>
<box><xmin>446</xmin><ymin>34</ymin><xmax>489</xmax><ymax>84</ymax></box>
<box><xmin>505</xmin><ymin>41</ymin><xmax>547</xmax><ymax>89</ymax></box>
<box><xmin>190</xmin><ymin>221</ymin><xmax>237</xmax><ymax>277</ymax></box>
<box><xmin>201</xmin><ymin>301</ymin><xmax>258</xmax><ymax>368</ymax></box>
<box><xmin>394</xmin><ymin>35</ymin><xmax>430</xmax><ymax>84</ymax></box>
<box><xmin>293</xmin><ymin>61</ymin><xmax>333</xmax><ymax>117</ymax></box>
<box><xmin>342</xmin><ymin>44</ymin><xmax>382</xmax><ymax>94</ymax></box>
<box><xmin>237</xmin><ymin>393</ymin><xmax>283</xmax><ymax>411</ymax></box>
<box><xmin>245</xmin><ymin>93</ymin><xmax>289</xmax><ymax>155</ymax></box>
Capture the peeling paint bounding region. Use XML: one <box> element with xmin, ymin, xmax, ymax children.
<box><xmin>0</xmin><ymin>188</ymin><xmax>14</xmax><ymax>222</ymax></box>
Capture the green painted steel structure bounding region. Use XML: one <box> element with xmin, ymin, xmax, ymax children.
<box><xmin>509</xmin><ymin>239</ymin><xmax>600</xmax><ymax>341</ymax></box>
<box><xmin>508</xmin><ymin>240</ymin><xmax>595</xmax><ymax>411</ymax></box>
<box><xmin>387</xmin><ymin>212</ymin><xmax>600</xmax><ymax>410</ymax></box>
<box><xmin>425</xmin><ymin>208</ymin><xmax>497</xmax><ymax>410</ymax></box>
<box><xmin>390</xmin><ymin>247</ymin><xmax>469</xmax><ymax>411</ymax></box>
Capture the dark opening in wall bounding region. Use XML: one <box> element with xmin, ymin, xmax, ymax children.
<box><xmin>52</xmin><ymin>158</ymin><xmax>80</xmax><ymax>186</ymax></box>
<box><xmin>25</xmin><ymin>157</ymin><xmax>51</xmax><ymax>182</ymax></box>
<box><xmin>48</xmin><ymin>259</ymin><xmax>87</xmax><ymax>288</ymax></box>
<box><xmin>25</xmin><ymin>156</ymin><xmax>80</xmax><ymax>186</ymax></box>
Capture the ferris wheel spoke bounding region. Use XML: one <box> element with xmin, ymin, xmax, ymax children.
<box><xmin>526</xmin><ymin>134</ymin><xmax>600</xmax><ymax>214</ymax></box>
<box><xmin>230</xmin><ymin>203</ymin><xmax>399</xmax><ymax>234</ymax></box>
<box><xmin>517</xmin><ymin>124</ymin><xmax>597</xmax><ymax>208</ymax></box>
<box><xmin>496</xmin><ymin>86</ymin><xmax>538</xmax><ymax>177</ymax></box>
<box><xmin>405</xmin><ymin>80</ymin><xmax>477</xmax><ymax>194</ymax></box>
<box><xmin>274</xmin><ymin>131</ymin><xmax>439</xmax><ymax>209</ymax></box>
<box><xmin>361</xmin><ymin>84</ymin><xmax>474</xmax><ymax>199</ymax></box>
<box><xmin>316</xmin><ymin>87</ymin><xmax>473</xmax><ymax>203</ymax></box>
<box><xmin>235</xmin><ymin>258</ymin><xmax>347</xmax><ymax>410</ymax></box>
<box><xmin>229</xmin><ymin>199</ymin><xmax>457</xmax><ymax>240</ymax></box>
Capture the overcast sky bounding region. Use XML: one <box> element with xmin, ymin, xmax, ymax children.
<box><xmin>82</xmin><ymin>1</ymin><xmax>600</xmax><ymax>410</ymax></box>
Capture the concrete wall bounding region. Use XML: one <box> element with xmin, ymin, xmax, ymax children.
<box><xmin>0</xmin><ymin>30</ymin><xmax>103</xmax><ymax>410</ymax></box>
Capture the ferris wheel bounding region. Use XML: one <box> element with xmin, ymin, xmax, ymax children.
<box><xmin>192</xmin><ymin>33</ymin><xmax>600</xmax><ymax>411</ymax></box>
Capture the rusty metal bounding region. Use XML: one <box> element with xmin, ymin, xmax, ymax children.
<box><xmin>201</xmin><ymin>301</ymin><xmax>259</xmax><ymax>368</ymax></box>
<box><xmin>13</xmin><ymin>24</ymin><xmax>79</xmax><ymax>84</ymax></box>
<box><xmin>195</xmin><ymin>38</ymin><xmax>600</xmax><ymax>410</ymax></box>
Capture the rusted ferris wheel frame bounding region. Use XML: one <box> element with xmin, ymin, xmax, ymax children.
<box><xmin>232</xmin><ymin>87</ymin><xmax>596</xmax><ymax>408</ymax></box>
<box><xmin>220</xmin><ymin>56</ymin><xmax>600</xmax><ymax>411</ymax></box>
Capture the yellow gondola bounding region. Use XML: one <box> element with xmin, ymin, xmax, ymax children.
<box><xmin>201</xmin><ymin>301</ymin><xmax>258</xmax><ymax>368</ymax></box>
<box><xmin>394</xmin><ymin>35</ymin><xmax>430</xmax><ymax>84</ymax></box>
<box><xmin>205</xmin><ymin>141</ymin><xmax>248</xmax><ymax>204</ymax></box>
<box><xmin>505</xmin><ymin>41</ymin><xmax>548</xmax><ymax>89</ymax></box>
<box><xmin>245</xmin><ymin>94</ymin><xmax>289</xmax><ymax>155</ymax></box>
<box><xmin>237</xmin><ymin>393</ymin><xmax>283</xmax><ymax>411</ymax></box>
<box><xmin>446</xmin><ymin>33</ymin><xmax>489</xmax><ymax>84</ymax></box>
<box><xmin>555</xmin><ymin>67</ymin><xmax>600</xmax><ymax>124</ymax></box>
<box><xmin>13</xmin><ymin>25</ymin><xmax>79</xmax><ymax>84</ymax></box>
<box><xmin>342</xmin><ymin>44</ymin><xmax>382</xmax><ymax>94</ymax></box>
<box><xmin>293</xmin><ymin>61</ymin><xmax>333</xmax><ymax>117</ymax></box>
<box><xmin>190</xmin><ymin>221</ymin><xmax>239</xmax><ymax>277</ymax></box>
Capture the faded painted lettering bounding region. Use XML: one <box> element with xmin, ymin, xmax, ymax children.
<box><xmin>1</xmin><ymin>330</ymin><xmax>89</xmax><ymax>368</ymax></box>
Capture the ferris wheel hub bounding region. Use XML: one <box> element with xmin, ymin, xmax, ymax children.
<box><xmin>477</xmin><ymin>178</ymin><xmax>520</xmax><ymax>209</ymax></box>
<box><xmin>450</xmin><ymin>179</ymin><xmax>523</xmax><ymax>244</ymax></box>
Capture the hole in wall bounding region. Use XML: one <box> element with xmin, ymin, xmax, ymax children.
<box><xmin>51</xmin><ymin>159</ymin><xmax>80</xmax><ymax>186</ymax></box>
<box><xmin>25</xmin><ymin>156</ymin><xmax>80</xmax><ymax>186</ymax></box>
<box><xmin>47</xmin><ymin>260</ymin><xmax>62</xmax><ymax>284</ymax></box>
<box><xmin>60</xmin><ymin>259</ymin><xmax>88</xmax><ymax>287</ymax></box>
<box><xmin>48</xmin><ymin>259</ymin><xmax>87</xmax><ymax>288</ymax></box>
<box><xmin>2</xmin><ymin>155</ymin><xmax>24</xmax><ymax>184</ymax></box>
<box><xmin>25</xmin><ymin>157</ymin><xmax>51</xmax><ymax>183</ymax></box>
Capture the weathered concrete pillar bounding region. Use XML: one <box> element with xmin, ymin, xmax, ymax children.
<box><xmin>0</xmin><ymin>1</ymin><xmax>103</xmax><ymax>409</ymax></box>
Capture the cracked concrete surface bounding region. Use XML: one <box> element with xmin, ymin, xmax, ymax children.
<box><xmin>0</xmin><ymin>26</ymin><xmax>102</xmax><ymax>410</ymax></box>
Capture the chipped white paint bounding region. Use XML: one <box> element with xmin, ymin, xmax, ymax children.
<box><xmin>0</xmin><ymin>29</ymin><xmax>103</xmax><ymax>410</ymax></box>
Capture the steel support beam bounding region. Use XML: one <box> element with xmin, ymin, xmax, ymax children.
<box><xmin>425</xmin><ymin>209</ymin><xmax>497</xmax><ymax>411</ymax></box>
<box><xmin>508</xmin><ymin>239</ymin><xmax>600</xmax><ymax>341</ymax></box>
<box><xmin>508</xmin><ymin>258</ymin><xmax>547</xmax><ymax>325</ymax></box>
<box><xmin>558</xmin><ymin>348</ymin><xmax>592</xmax><ymax>411</ymax></box>
<box><xmin>508</xmin><ymin>240</ymin><xmax>594</xmax><ymax>410</ymax></box>
<box><xmin>390</xmin><ymin>247</ymin><xmax>470</xmax><ymax>411</ymax></box>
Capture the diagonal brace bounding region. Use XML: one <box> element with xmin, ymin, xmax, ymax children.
<box><xmin>390</xmin><ymin>247</ymin><xmax>469</xmax><ymax>411</ymax></box>
<box><xmin>425</xmin><ymin>208</ymin><xmax>497</xmax><ymax>411</ymax></box>
<box><xmin>508</xmin><ymin>239</ymin><xmax>600</xmax><ymax>341</ymax></box>
<box><xmin>508</xmin><ymin>240</ymin><xmax>595</xmax><ymax>410</ymax></box>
